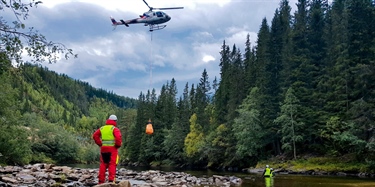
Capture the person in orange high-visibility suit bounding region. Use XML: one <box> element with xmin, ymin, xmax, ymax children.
<box><xmin>92</xmin><ymin>114</ymin><xmax>122</xmax><ymax>184</ymax></box>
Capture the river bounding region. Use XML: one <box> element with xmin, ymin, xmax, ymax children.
<box><xmin>65</xmin><ymin>164</ymin><xmax>375</xmax><ymax>187</ymax></box>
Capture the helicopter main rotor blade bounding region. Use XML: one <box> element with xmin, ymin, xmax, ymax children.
<box><xmin>142</xmin><ymin>0</ymin><xmax>152</xmax><ymax>10</ymax></box>
<box><xmin>153</xmin><ymin>7</ymin><xmax>184</xmax><ymax>10</ymax></box>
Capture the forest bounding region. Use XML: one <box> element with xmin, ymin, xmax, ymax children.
<box><xmin>125</xmin><ymin>0</ymin><xmax>375</xmax><ymax>171</ymax></box>
<box><xmin>1</xmin><ymin>0</ymin><xmax>375</xmax><ymax>173</ymax></box>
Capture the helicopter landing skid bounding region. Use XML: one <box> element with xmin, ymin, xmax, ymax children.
<box><xmin>149</xmin><ymin>24</ymin><xmax>167</xmax><ymax>32</ymax></box>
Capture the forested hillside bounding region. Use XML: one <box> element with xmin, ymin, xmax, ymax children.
<box><xmin>0</xmin><ymin>59</ymin><xmax>137</xmax><ymax>165</ymax></box>
<box><xmin>125</xmin><ymin>0</ymin><xmax>375</xmax><ymax>172</ymax></box>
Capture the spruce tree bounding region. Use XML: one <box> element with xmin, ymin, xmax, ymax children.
<box><xmin>227</xmin><ymin>45</ymin><xmax>246</xmax><ymax>122</ymax></box>
<box><xmin>243</xmin><ymin>34</ymin><xmax>256</xmax><ymax>92</ymax></box>
<box><xmin>214</xmin><ymin>41</ymin><xmax>231</xmax><ymax>125</ymax></box>
<box><xmin>274</xmin><ymin>87</ymin><xmax>303</xmax><ymax>159</ymax></box>
<box><xmin>196</xmin><ymin>69</ymin><xmax>211</xmax><ymax>133</ymax></box>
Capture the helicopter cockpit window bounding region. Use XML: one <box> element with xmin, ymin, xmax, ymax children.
<box><xmin>156</xmin><ymin>11</ymin><xmax>163</xmax><ymax>17</ymax></box>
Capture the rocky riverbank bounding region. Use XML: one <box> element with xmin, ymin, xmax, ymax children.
<box><xmin>246</xmin><ymin>167</ymin><xmax>375</xmax><ymax>178</ymax></box>
<box><xmin>0</xmin><ymin>163</ymin><xmax>243</xmax><ymax>187</ymax></box>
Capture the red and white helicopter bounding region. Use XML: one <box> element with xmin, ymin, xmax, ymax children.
<box><xmin>111</xmin><ymin>0</ymin><xmax>183</xmax><ymax>32</ymax></box>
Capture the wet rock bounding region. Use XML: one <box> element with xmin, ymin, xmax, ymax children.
<box><xmin>336</xmin><ymin>172</ymin><xmax>347</xmax><ymax>176</ymax></box>
<box><xmin>1</xmin><ymin>176</ymin><xmax>19</xmax><ymax>184</ymax></box>
<box><xmin>16</xmin><ymin>173</ymin><xmax>36</xmax><ymax>184</ymax></box>
<box><xmin>0</xmin><ymin>163</ymin><xmax>243</xmax><ymax>187</ymax></box>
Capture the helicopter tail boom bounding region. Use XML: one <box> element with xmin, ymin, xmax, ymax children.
<box><xmin>110</xmin><ymin>17</ymin><xmax>129</xmax><ymax>27</ymax></box>
<box><xmin>120</xmin><ymin>19</ymin><xmax>129</xmax><ymax>27</ymax></box>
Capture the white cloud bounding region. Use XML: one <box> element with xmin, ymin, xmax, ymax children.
<box><xmin>225</xmin><ymin>30</ymin><xmax>258</xmax><ymax>51</ymax></box>
<box><xmin>202</xmin><ymin>55</ymin><xmax>215</xmax><ymax>63</ymax></box>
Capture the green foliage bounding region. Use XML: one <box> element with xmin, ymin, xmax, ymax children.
<box><xmin>163</xmin><ymin>122</ymin><xmax>186</xmax><ymax>164</ymax></box>
<box><xmin>78</xmin><ymin>143</ymin><xmax>100</xmax><ymax>164</ymax></box>
<box><xmin>258</xmin><ymin>155</ymin><xmax>371</xmax><ymax>173</ymax></box>
<box><xmin>0</xmin><ymin>73</ymin><xmax>32</xmax><ymax>165</ymax></box>
<box><xmin>233</xmin><ymin>87</ymin><xmax>264</xmax><ymax>160</ymax></box>
<box><xmin>320</xmin><ymin>116</ymin><xmax>366</xmax><ymax>156</ymax></box>
<box><xmin>274</xmin><ymin>87</ymin><xmax>304</xmax><ymax>159</ymax></box>
<box><xmin>0</xmin><ymin>62</ymin><xmax>134</xmax><ymax>165</ymax></box>
<box><xmin>365</xmin><ymin>160</ymin><xmax>375</xmax><ymax>173</ymax></box>
<box><xmin>204</xmin><ymin>124</ymin><xmax>232</xmax><ymax>167</ymax></box>
<box><xmin>31</xmin><ymin>152</ymin><xmax>55</xmax><ymax>164</ymax></box>
<box><xmin>138</xmin><ymin>135</ymin><xmax>157</xmax><ymax>164</ymax></box>
<box><xmin>0</xmin><ymin>53</ymin><xmax>12</xmax><ymax>75</ymax></box>
<box><xmin>29</xmin><ymin>119</ymin><xmax>80</xmax><ymax>163</ymax></box>
<box><xmin>184</xmin><ymin>114</ymin><xmax>204</xmax><ymax>158</ymax></box>
<box><xmin>214</xmin><ymin>41</ymin><xmax>231</xmax><ymax>125</ymax></box>
<box><xmin>124</xmin><ymin>122</ymin><xmax>142</xmax><ymax>162</ymax></box>
<box><xmin>20</xmin><ymin>64</ymin><xmax>137</xmax><ymax>116</ymax></box>
<box><xmin>0</xmin><ymin>125</ymin><xmax>32</xmax><ymax>165</ymax></box>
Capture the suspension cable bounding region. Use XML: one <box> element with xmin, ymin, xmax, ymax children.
<box><xmin>149</xmin><ymin>30</ymin><xmax>153</xmax><ymax>91</ymax></box>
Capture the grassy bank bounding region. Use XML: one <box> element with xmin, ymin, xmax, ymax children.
<box><xmin>256</xmin><ymin>155</ymin><xmax>372</xmax><ymax>174</ymax></box>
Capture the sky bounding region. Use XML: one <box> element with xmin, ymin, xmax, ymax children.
<box><xmin>6</xmin><ymin>0</ymin><xmax>324</xmax><ymax>99</ymax></box>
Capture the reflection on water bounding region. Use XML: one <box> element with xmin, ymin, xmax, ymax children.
<box><xmin>265</xmin><ymin>177</ymin><xmax>273</xmax><ymax>187</ymax></box>
<box><xmin>63</xmin><ymin>164</ymin><xmax>375</xmax><ymax>187</ymax></box>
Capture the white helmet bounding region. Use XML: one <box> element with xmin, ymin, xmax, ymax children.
<box><xmin>266</xmin><ymin>165</ymin><xmax>269</xmax><ymax>168</ymax></box>
<box><xmin>108</xmin><ymin>114</ymin><xmax>117</xmax><ymax>121</ymax></box>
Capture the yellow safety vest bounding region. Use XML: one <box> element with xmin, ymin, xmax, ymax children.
<box><xmin>264</xmin><ymin>168</ymin><xmax>271</xmax><ymax>177</ymax></box>
<box><xmin>100</xmin><ymin>125</ymin><xmax>115</xmax><ymax>146</ymax></box>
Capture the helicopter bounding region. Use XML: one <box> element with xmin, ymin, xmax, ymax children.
<box><xmin>111</xmin><ymin>0</ymin><xmax>183</xmax><ymax>32</ymax></box>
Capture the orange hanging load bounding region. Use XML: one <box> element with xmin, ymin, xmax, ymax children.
<box><xmin>146</xmin><ymin>119</ymin><xmax>154</xmax><ymax>135</ymax></box>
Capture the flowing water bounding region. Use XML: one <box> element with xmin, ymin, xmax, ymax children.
<box><xmin>66</xmin><ymin>164</ymin><xmax>375</xmax><ymax>187</ymax></box>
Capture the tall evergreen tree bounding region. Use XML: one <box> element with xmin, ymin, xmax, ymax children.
<box><xmin>127</xmin><ymin>93</ymin><xmax>146</xmax><ymax>162</ymax></box>
<box><xmin>189</xmin><ymin>84</ymin><xmax>196</xmax><ymax>114</ymax></box>
<box><xmin>196</xmin><ymin>69</ymin><xmax>211</xmax><ymax>133</ymax></box>
<box><xmin>165</xmin><ymin>78</ymin><xmax>178</xmax><ymax>130</ymax></box>
<box><xmin>255</xmin><ymin>18</ymin><xmax>271</xmax><ymax>90</ymax></box>
<box><xmin>290</xmin><ymin>0</ymin><xmax>323</xmax><ymax>151</ymax></box>
<box><xmin>274</xmin><ymin>87</ymin><xmax>304</xmax><ymax>159</ymax></box>
<box><xmin>304</xmin><ymin>0</ymin><xmax>329</xmax><ymax>148</ymax></box>
<box><xmin>323</xmin><ymin>0</ymin><xmax>350</xmax><ymax>119</ymax></box>
<box><xmin>227</xmin><ymin>45</ymin><xmax>246</xmax><ymax>122</ymax></box>
<box><xmin>214</xmin><ymin>41</ymin><xmax>231</xmax><ymax>125</ymax></box>
<box><xmin>149</xmin><ymin>79</ymin><xmax>178</xmax><ymax>162</ymax></box>
<box><xmin>243</xmin><ymin>34</ymin><xmax>257</xmax><ymax>94</ymax></box>
<box><xmin>262</xmin><ymin>0</ymin><xmax>292</xmax><ymax>155</ymax></box>
<box><xmin>138</xmin><ymin>89</ymin><xmax>159</xmax><ymax>164</ymax></box>
<box><xmin>252</xmin><ymin>18</ymin><xmax>274</xmax><ymax>156</ymax></box>
<box><xmin>163</xmin><ymin>82</ymin><xmax>191</xmax><ymax>164</ymax></box>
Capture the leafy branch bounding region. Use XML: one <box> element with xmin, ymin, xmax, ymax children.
<box><xmin>0</xmin><ymin>0</ymin><xmax>77</xmax><ymax>64</ymax></box>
